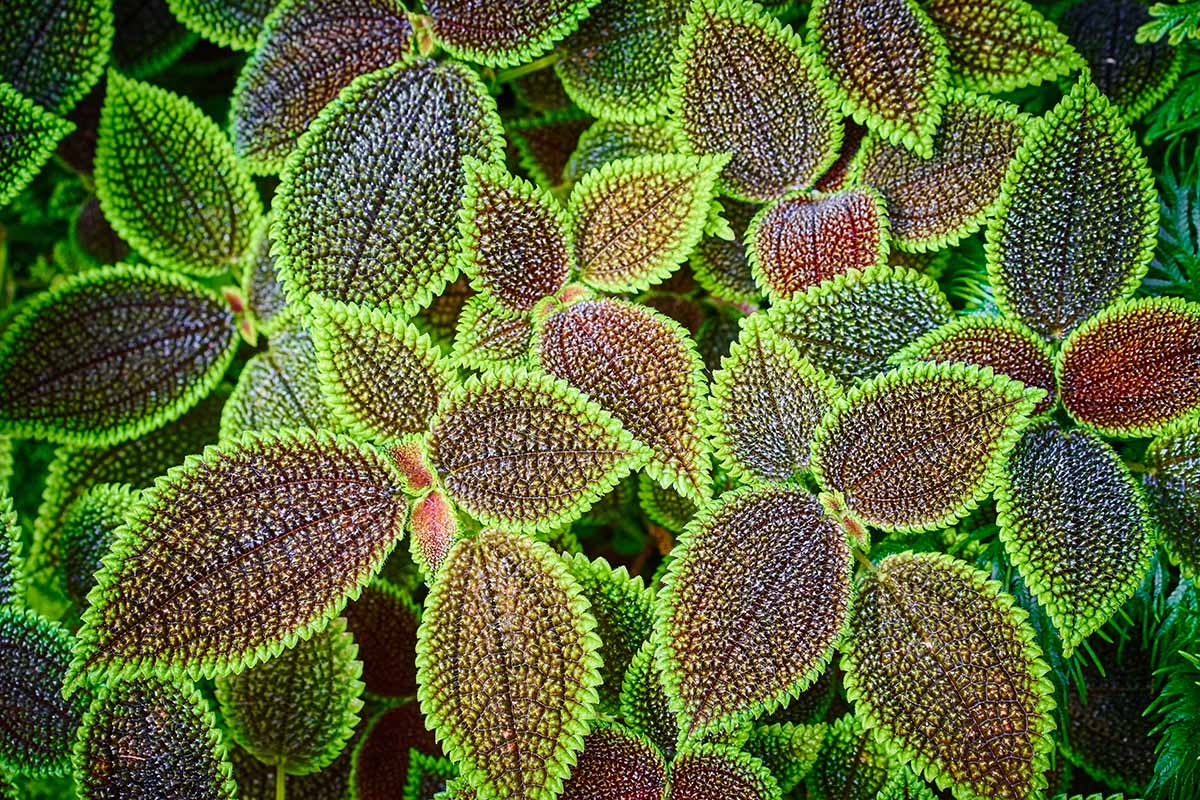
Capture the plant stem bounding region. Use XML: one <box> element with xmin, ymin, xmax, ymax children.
<box><xmin>276</xmin><ymin>762</ymin><xmax>286</xmax><ymax>800</ymax></box>
<box><xmin>495</xmin><ymin>52</ymin><xmax>561</xmax><ymax>84</ymax></box>
<box><xmin>852</xmin><ymin>547</ymin><xmax>877</xmax><ymax>574</ymax></box>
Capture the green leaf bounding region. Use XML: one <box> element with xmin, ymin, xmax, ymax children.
<box><xmin>559</xmin><ymin>723</ymin><xmax>666</xmax><ymax>800</ymax></box>
<box><xmin>424</xmin><ymin>0</ymin><xmax>601</xmax><ymax>68</ymax></box>
<box><xmin>404</xmin><ymin>752</ymin><xmax>458</xmax><ymax>800</ymax></box>
<box><xmin>0</xmin><ymin>264</ymin><xmax>238</xmax><ymax>447</ymax></box>
<box><xmin>0</xmin><ymin>489</ymin><xmax>22</xmax><ymax>607</ymax></box>
<box><xmin>242</xmin><ymin>215</ymin><xmax>291</xmax><ymax>336</ymax></box>
<box><xmin>806</xmin><ymin>714</ymin><xmax>895</xmax><ymax>800</ymax></box>
<box><xmin>451</xmin><ymin>297</ymin><xmax>534</xmax><ymax>371</ymax></box>
<box><xmin>508</xmin><ymin>110</ymin><xmax>594</xmax><ymax>191</ymax></box>
<box><xmin>668</xmin><ymin>0</ymin><xmax>843</xmax><ymax>202</ymax></box>
<box><xmin>60</xmin><ymin>483</ymin><xmax>137</xmax><ymax>609</ymax></box>
<box><xmin>0</xmin><ymin>82</ymin><xmax>74</xmax><ymax>208</ymax></box>
<box><xmin>96</xmin><ymin>71</ymin><xmax>263</xmax><ymax>277</ymax></box>
<box><xmin>744</xmin><ymin>722</ymin><xmax>827</xmax><ymax>794</ymax></box>
<box><xmin>229</xmin><ymin>737</ymin><xmax>359</xmax><ymax>800</ymax></box>
<box><xmin>564</xmin><ymin>118</ymin><xmax>675</xmax><ymax>184</ymax></box>
<box><xmin>275</xmin><ymin>59</ymin><xmax>504</xmax><ymax>316</ymax></box>
<box><xmin>877</xmin><ymin>766</ymin><xmax>940</xmax><ymax>800</ymax></box>
<box><xmin>852</xmin><ymin>90</ymin><xmax>1028</xmax><ymax>253</ymax></box>
<box><xmin>619</xmin><ymin>639</ymin><xmax>679</xmax><ymax>755</ymax></box>
<box><xmin>654</xmin><ymin>485</ymin><xmax>853</xmax><ymax>739</ymax></box>
<box><xmin>231</xmin><ymin>0</ymin><xmax>414</xmax><ymax>173</ymax></box>
<box><xmin>637</xmin><ymin>473</ymin><xmax>697</xmax><ymax>533</ymax></box>
<box><xmin>69</xmin><ymin>429</ymin><xmax>407</xmax><ymax>687</ymax></box>
<box><xmin>1144</xmin><ymin>418</ymin><xmax>1200</xmax><ymax>579</ymax></box>
<box><xmin>426</xmin><ymin>367</ymin><xmax>651</xmax><ymax>533</ymax></box>
<box><xmin>808</xmin><ymin>0</ymin><xmax>950</xmax><ymax>157</ymax></box>
<box><xmin>343</xmin><ymin>578</ymin><xmax>420</xmax><ymax>700</ymax></box>
<box><xmin>0</xmin><ymin>0</ymin><xmax>112</xmax><ymax>113</ymax></box>
<box><xmin>568</xmin><ymin>153</ymin><xmax>726</xmax><ymax>293</ymax></box>
<box><xmin>73</xmin><ymin>676</ymin><xmax>236</xmax><ymax>799</ymax></box>
<box><xmin>841</xmin><ymin>552</ymin><xmax>1056</xmax><ymax>800</ymax></box>
<box><xmin>810</xmin><ymin>362</ymin><xmax>1043</xmax><ymax>533</ymax></box>
<box><xmin>111</xmin><ymin>0</ymin><xmax>197</xmax><ymax>79</ymax></box>
<box><xmin>1058</xmin><ymin>296</ymin><xmax>1200</xmax><ymax>438</ymax></box>
<box><xmin>352</xmin><ymin>703</ymin><xmax>442</xmax><ymax>800</ymax></box>
<box><xmin>416</xmin><ymin>528</ymin><xmax>603</xmax><ymax>800</ymax></box>
<box><xmin>217</xmin><ymin>617</ymin><xmax>364</xmax><ymax>775</ymax></box>
<box><xmin>166</xmin><ymin>0</ymin><xmax>276</xmax><ymax>50</ymax></box>
<box><xmin>747</xmin><ymin>187</ymin><xmax>890</xmax><ymax>300</ymax></box>
<box><xmin>533</xmin><ymin>297</ymin><xmax>711</xmax><ymax>502</ymax></box>
<box><xmin>667</xmin><ymin>742</ymin><xmax>781</xmax><ymax>800</ymax></box>
<box><xmin>689</xmin><ymin>198</ymin><xmax>761</xmax><ymax>305</ymax></box>
<box><xmin>985</xmin><ymin>78</ymin><xmax>1157</xmax><ymax>341</ymax></box>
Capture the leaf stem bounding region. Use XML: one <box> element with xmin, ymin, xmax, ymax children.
<box><xmin>495</xmin><ymin>52</ymin><xmax>561</xmax><ymax>84</ymax></box>
<box><xmin>276</xmin><ymin>762</ymin><xmax>286</xmax><ymax>800</ymax></box>
<box><xmin>853</xmin><ymin>547</ymin><xmax>877</xmax><ymax>574</ymax></box>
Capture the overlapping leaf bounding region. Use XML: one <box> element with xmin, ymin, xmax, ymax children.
<box><xmin>72</xmin><ymin>196</ymin><xmax>131</xmax><ymax>267</ymax></box>
<box><xmin>688</xmin><ymin>198</ymin><xmax>760</xmax><ymax>304</ymax></box>
<box><xmin>451</xmin><ymin>297</ymin><xmax>534</xmax><ymax>370</ymax></box>
<box><xmin>0</xmin><ymin>0</ymin><xmax>111</xmax><ymax>113</ymax></box>
<box><xmin>667</xmin><ymin>743</ymin><xmax>781</xmax><ymax>800</ymax></box>
<box><xmin>745</xmin><ymin>722</ymin><xmax>826</xmax><ymax>795</ymax></box>
<box><xmin>241</xmin><ymin>215</ymin><xmax>290</xmax><ymax>336</ymax></box>
<box><xmin>1144</xmin><ymin>419</ymin><xmax>1200</xmax><ymax>578</ymax></box>
<box><xmin>0</xmin><ymin>493</ymin><xmax>18</xmax><ymax>607</ymax></box>
<box><xmin>564</xmin><ymin>119</ymin><xmax>674</xmax><ymax>183</ymax></box>
<box><xmin>620</xmin><ymin>639</ymin><xmax>679</xmax><ymax>755</ymax></box>
<box><xmin>509</xmin><ymin>110</ymin><xmax>594</xmax><ymax>190</ymax></box>
<box><xmin>878</xmin><ymin>767</ymin><xmax>940</xmax><ymax>800</ymax></box>
<box><xmin>111</xmin><ymin>0</ymin><xmax>196</xmax><ymax>79</ymax></box>
<box><xmin>638</xmin><ymin>473</ymin><xmax>697</xmax><ymax>533</ymax></box>
<box><xmin>229</xmin><ymin>739</ymin><xmax>360</xmax><ymax>800</ymax></box>
<box><xmin>0</xmin><ymin>82</ymin><xmax>74</xmax><ymax>207</ymax></box>
<box><xmin>423</xmin><ymin>0</ymin><xmax>602</xmax><ymax>68</ymax></box>
<box><xmin>353</xmin><ymin>703</ymin><xmax>441</xmax><ymax>800</ymax></box>
<box><xmin>166</xmin><ymin>0</ymin><xmax>276</xmax><ymax>50</ymax></box>
<box><xmin>814</xmin><ymin>120</ymin><xmax>868</xmax><ymax>193</ymax></box>
<box><xmin>220</xmin><ymin>328</ymin><xmax>337</xmax><ymax>440</ymax></box>
<box><xmin>60</xmin><ymin>483</ymin><xmax>137</xmax><ymax>608</ymax></box>
<box><xmin>342</xmin><ymin>578</ymin><xmax>420</xmax><ymax>699</ymax></box>
<box><xmin>559</xmin><ymin>724</ymin><xmax>666</xmax><ymax>800</ymax></box>
<box><xmin>806</xmin><ymin>714</ymin><xmax>894</xmax><ymax>800</ymax></box>
<box><xmin>405</xmin><ymin>752</ymin><xmax>458</xmax><ymax>800</ymax></box>
<box><xmin>407</xmin><ymin>490</ymin><xmax>462</xmax><ymax>581</ymax></box>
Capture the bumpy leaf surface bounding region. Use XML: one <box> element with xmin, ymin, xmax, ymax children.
<box><xmin>242</xmin><ymin>217</ymin><xmax>290</xmax><ymax>335</ymax></box>
<box><xmin>842</xmin><ymin>552</ymin><xmax>1055</xmax><ymax>800</ymax></box>
<box><xmin>620</xmin><ymin>639</ymin><xmax>679</xmax><ymax>755</ymax></box>
<box><xmin>807</xmin><ymin>714</ymin><xmax>894</xmax><ymax>800</ymax></box>
<box><xmin>70</xmin><ymin>430</ymin><xmax>407</xmax><ymax>685</ymax></box>
<box><xmin>745</xmin><ymin>722</ymin><xmax>826</xmax><ymax>794</ymax></box>
<box><xmin>0</xmin><ymin>82</ymin><xmax>74</xmax><ymax>207</ymax></box>
<box><xmin>878</xmin><ymin>767</ymin><xmax>940</xmax><ymax>800</ymax></box>
<box><xmin>405</xmin><ymin>752</ymin><xmax>458</xmax><ymax>800</ymax></box>
<box><xmin>655</xmin><ymin>486</ymin><xmax>852</xmax><ymax>738</ymax></box>
<box><xmin>231</xmin><ymin>0</ymin><xmax>413</xmax><ymax>173</ymax></box>
<box><xmin>559</xmin><ymin>724</ymin><xmax>665</xmax><ymax>800</ymax></box>
<box><xmin>452</xmin><ymin>298</ymin><xmax>534</xmax><ymax>371</ymax></box>
<box><xmin>424</xmin><ymin>0</ymin><xmax>601</xmax><ymax>68</ymax></box>
<box><xmin>0</xmin><ymin>496</ymin><xmax>18</xmax><ymax>609</ymax></box>
<box><xmin>416</xmin><ymin>528</ymin><xmax>603</xmax><ymax>800</ymax></box>
<box><xmin>407</xmin><ymin>490</ymin><xmax>462</xmax><ymax>581</ymax></box>
<box><xmin>985</xmin><ymin>79</ymin><xmax>1157</xmax><ymax>340</ymax></box>
<box><xmin>343</xmin><ymin>579</ymin><xmax>420</xmax><ymax>699</ymax></box>
<box><xmin>166</xmin><ymin>0</ymin><xmax>275</xmax><ymax>50</ymax></box>
<box><xmin>509</xmin><ymin>110</ymin><xmax>594</xmax><ymax>190</ymax></box>
<box><xmin>0</xmin><ymin>265</ymin><xmax>237</xmax><ymax>447</ymax></box>
<box><xmin>813</xmin><ymin>120</ymin><xmax>868</xmax><ymax>193</ymax></box>
<box><xmin>96</xmin><ymin>72</ymin><xmax>263</xmax><ymax>277</ymax></box>
<box><xmin>275</xmin><ymin>60</ymin><xmax>503</xmax><ymax>316</ymax></box>
<box><xmin>1144</xmin><ymin>420</ymin><xmax>1200</xmax><ymax>578</ymax></box>
<box><xmin>111</xmin><ymin>0</ymin><xmax>196</xmax><ymax>79</ymax></box>
<box><xmin>61</xmin><ymin>483</ymin><xmax>137</xmax><ymax>608</ymax></box>
<box><xmin>220</xmin><ymin>328</ymin><xmax>337</xmax><ymax>440</ymax></box>
<box><xmin>811</xmin><ymin>362</ymin><xmax>1042</xmax><ymax>532</ymax></box>
<box><xmin>669</xmin><ymin>0</ymin><xmax>843</xmax><ymax>201</ymax></box>
<box><xmin>667</xmin><ymin>743</ymin><xmax>781</xmax><ymax>800</ymax></box>
<box><xmin>564</xmin><ymin>118</ymin><xmax>674</xmax><ymax>183</ymax></box>
<box><xmin>689</xmin><ymin>198</ymin><xmax>760</xmax><ymax>304</ymax></box>
<box><xmin>353</xmin><ymin>703</ymin><xmax>441</xmax><ymax>800</ymax></box>
<box><xmin>639</xmin><ymin>472</ymin><xmax>697</xmax><ymax>533</ymax></box>
<box><xmin>0</xmin><ymin>0</ymin><xmax>111</xmax><ymax>113</ymax></box>
<box><xmin>230</xmin><ymin>738</ymin><xmax>359</xmax><ymax>800</ymax></box>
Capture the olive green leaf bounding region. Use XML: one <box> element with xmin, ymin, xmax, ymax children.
<box><xmin>405</xmin><ymin>752</ymin><xmax>459</xmax><ymax>800</ymax></box>
<box><xmin>806</xmin><ymin>714</ymin><xmax>895</xmax><ymax>800</ymax></box>
<box><xmin>689</xmin><ymin>198</ymin><xmax>761</xmax><ymax>305</ymax></box>
<box><xmin>220</xmin><ymin>328</ymin><xmax>338</xmax><ymax>440</ymax></box>
<box><xmin>60</xmin><ymin>483</ymin><xmax>138</xmax><ymax>609</ymax></box>
<box><xmin>343</xmin><ymin>578</ymin><xmax>420</xmax><ymax>700</ymax></box>
<box><xmin>638</xmin><ymin>473</ymin><xmax>698</xmax><ymax>534</ymax></box>
<box><xmin>111</xmin><ymin>0</ymin><xmax>197</xmax><ymax>79</ymax></box>
<box><xmin>96</xmin><ymin>71</ymin><xmax>263</xmax><ymax>277</ymax></box>
<box><xmin>1057</xmin><ymin>297</ymin><xmax>1200</xmax><ymax>438</ymax></box>
<box><xmin>841</xmin><ymin>552</ymin><xmax>1056</xmax><ymax>800</ymax></box>
<box><xmin>0</xmin><ymin>490</ymin><xmax>22</xmax><ymax>607</ymax></box>
<box><xmin>985</xmin><ymin>78</ymin><xmax>1157</xmax><ymax>341</ymax></box>
<box><xmin>353</xmin><ymin>703</ymin><xmax>442</xmax><ymax>800</ymax></box>
<box><xmin>452</xmin><ymin>296</ymin><xmax>534</xmax><ymax>371</ymax></box>
<box><xmin>810</xmin><ymin>362</ymin><xmax>1043</xmax><ymax>533</ymax></box>
<box><xmin>877</xmin><ymin>766</ymin><xmax>941</xmax><ymax>800</ymax></box>
<box><xmin>655</xmin><ymin>485</ymin><xmax>853</xmax><ymax>739</ymax></box>
<box><xmin>744</xmin><ymin>722</ymin><xmax>827</xmax><ymax>794</ymax></box>
<box><xmin>0</xmin><ymin>82</ymin><xmax>74</xmax><ymax>207</ymax></box>
<box><xmin>68</xmin><ymin>429</ymin><xmax>407</xmax><ymax>688</ymax></box>
<box><xmin>0</xmin><ymin>264</ymin><xmax>238</xmax><ymax>447</ymax></box>
<box><xmin>560</xmin><ymin>723</ymin><xmax>666</xmax><ymax>800</ymax></box>
<box><xmin>512</xmin><ymin>68</ymin><xmax>573</xmax><ymax>113</ymax></box>
<box><xmin>231</xmin><ymin>0</ymin><xmax>414</xmax><ymax>173</ymax></box>
<box><xmin>853</xmin><ymin>91</ymin><xmax>1028</xmax><ymax>253</ymax></box>
<box><xmin>508</xmin><ymin>109</ymin><xmax>594</xmax><ymax>191</ymax></box>
<box><xmin>620</xmin><ymin>639</ymin><xmax>679</xmax><ymax>755</ymax></box>
<box><xmin>425</xmin><ymin>367</ymin><xmax>651</xmax><ymax>533</ymax></box>
<box><xmin>423</xmin><ymin>0</ymin><xmax>602</xmax><ymax>68</ymax></box>
<box><xmin>667</xmin><ymin>742</ymin><xmax>781</xmax><ymax>800</ymax></box>
<box><xmin>166</xmin><ymin>0</ymin><xmax>276</xmax><ymax>50</ymax></box>
<box><xmin>275</xmin><ymin>60</ymin><xmax>504</xmax><ymax>316</ymax></box>
<box><xmin>416</xmin><ymin>528</ymin><xmax>603</xmax><ymax>800</ymax></box>
<box><xmin>564</xmin><ymin>118</ymin><xmax>675</xmax><ymax>184</ymax></box>
<box><xmin>1144</xmin><ymin>418</ymin><xmax>1200</xmax><ymax>579</ymax></box>
<box><xmin>808</xmin><ymin>0</ymin><xmax>949</xmax><ymax>157</ymax></box>
<box><xmin>669</xmin><ymin>0</ymin><xmax>843</xmax><ymax>202</ymax></box>
<box><xmin>73</xmin><ymin>676</ymin><xmax>236</xmax><ymax>799</ymax></box>
<box><xmin>0</xmin><ymin>0</ymin><xmax>111</xmax><ymax>113</ymax></box>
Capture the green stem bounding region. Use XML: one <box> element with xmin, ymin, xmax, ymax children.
<box><xmin>852</xmin><ymin>547</ymin><xmax>876</xmax><ymax>574</ymax></box>
<box><xmin>276</xmin><ymin>762</ymin><xmax>286</xmax><ymax>800</ymax></box>
<box><xmin>495</xmin><ymin>52</ymin><xmax>561</xmax><ymax>84</ymax></box>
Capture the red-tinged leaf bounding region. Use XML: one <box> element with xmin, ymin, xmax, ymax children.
<box><xmin>1144</xmin><ymin>420</ymin><xmax>1200</xmax><ymax>579</ymax></box>
<box><xmin>509</xmin><ymin>110</ymin><xmax>594</xmax><ymax>190</ymax></box>
<box><xmin>408</xmin><ymin>490</ymin><xmax>461</xmax><ymax>580</ymax></box>
<box><xmin>423</xmin><ymin>0</ymin><xmax>602</xmax><ymax>68</ymax></box>
<box><xmin>353</xmin><ymin>703</ymin><xmax>441</xmax><ymax>800</ymax></box>
<box><xmin>667</xmin><ymin>743</ymin><xmax>781</xmax><ymax>800</ymax></box>
<box><xmin>560</xmin><ymin>724</ymin><xmax>665</xmax><ymax>800</ymax></box>
<box><xmin>813</xmin><ymin>120</ymin><xmax>868</xmax><ymax>193</ymax></box>
<box><xmin>343</xmin><ymin>579</ymin><xmax>420</xmax><ymax>700</ymax></box>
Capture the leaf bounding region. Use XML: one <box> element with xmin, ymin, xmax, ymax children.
<box><xmin>808</xmin><ymin>0</ymin><xmax>950</xmax><ymax>157</ymax></box>
<box><xmin>60</xmin><ymin>483</ymin><xmax>138</xmax><ymax>609</ymax></box>
<box><xmin>814</xmin><ymin>120</ymin><xmax>868</xmax><ymax>194</ymax></box>
<box><xmin>0</xmin><ymin>492</ymin><xmax>19</xmax><ymax>608</ymax></box>
<box><xmin>922</xmin><ymin>0</ymin><xmax>1082</xmax><ymax>94</ymax></box>
<box><xmin>509</xmin><ymin>110</ymin><xmax>594</xmax><ymax>191</ymax></box>
<box><xmin>638</xmin><ymin>473</ymin><xmax>697</xmax><ymax>534</ymax></box>
<box><xmin>95</xmin><ymin>71</ymin><xmax>263</xmax><ymax>277</ymax></box>
<box><xmin>512</xmin><ymin>68</ymin><xmax>573</xmax><ymax>113</ymax></box>
<box><xmin>72</xmin><ymin>196</ymin><xmax>132</xmax><ymax>267</ymax></box>
<box><xmin>747</xmin><ymin>188</ymin><xmax>890</xmax><ymax>300</ymax></box>
<box><xmin>810</xmin><ymin>362</ymin><xmax>1043</xmax><ymax>532</ymax></box>
<box><xmin>654</xmin><ymin>485</ymin><xmax>853</xmax><ymax>739</ymax></box>
<box><xmin>69</xmin><ymin>429</ymin><xmax>407</xmax><ymax>687</ymax></box>
<box><xmin>73</xmin><ymin>677</ymin><xmax>236</xmax><ymax>799</ymax></box>
<box><xmin>241</xmin><ymin>215</ymin><xmax>291</xmax><ymax>336</ymax></box>
<box><xmin>533</xmin><ymin>297</ymin><xmax>710</xmax><ymax>502</ymax></box>
<box><xmin>353</xmin><ymin>703</ymin><xmax>442</xmax><ymax>800</ymax></box>
<box><xmin>229</xmin><ymin>736</ymin><xmax>359</xmax><ymax>800</ymax></box>
<box><xmin>620</xmin><ymin>639</ymin><xmax>679</xmax><ymax>755</ymax></box>
<box><xmin>668</xmin><ymin>0</ymin><xmax>843</xmax><ymax>202</ymax></box>
<box><xmin>166</xmin><ymin>0</ymin><xmax>276</xmax><ymax>50</ymax></box>
<box><xmin>424</xmin><ymin>0</ymin><xmax>601</xmax><ymax>68</ymax></box>
<box><xmin>707</xmin><ymin>321</ymin><xmax>841</xmax><ymax>484</ymax></box>
<box><xmin>559</xmin><ymin>723</ymin><xmax>666</xmax><ymax>800</ymax></box>
<box><xmin>689</xmin><ymin>198</ymin><xmax>761</xmax><ymax>304</ymax></box>
<box><xmin>275</xmin><ymin>59</ymin><xmax>504</xmax><ymax>316</ymax></box>
<box><xmin>425</xmin><ymin>367</ymin><xmax>651</xmax><ymax>533</ymax></box>
<box><xmin>877</xmin><ymin>767</ymin><xmax>940</xmax><ymax>800</ymax></box>
<box><xmin>0</xmin><ymin>264</ymin><xmax>238</xmax><ymax>447</ymax></box>
<box><xmin>0</xmin><ymin>0</ymin><xmax>111</xmax><ymax>113</ymax></box>
<box><xmin>806</xmin><ymin>714</ymin><xmax>895</xmax><ymax>800</ymax></box>
<box><xmin>231</xmin><ymin>0</ymin><xmax>414</xmax><ymax>173</ymax></box>
<box><xmin>759</xmin><ymin>265</ymin><xmax>953</xmax><ymax>383</ymax></box>
<box><xmin>853</xmin><ymin>91</ymin><xmax>1028</xmax><ymax>253</ymax></box>
<box><xmin>1144</xmin><ymin>418</ymin><xmax>1200</xmax><ymax>579</ymax></box>
<box><xmin>451</xmin><ymin>297</ymin><xmax>534</xmax><ymax>371</ymax></box>
<box><xmin>568</xmin><ymin>153</ymin><xmax>726</xmax><ymax>293</ymax></box>
<box><xmin>667</xmin><ymin>742</ymin><xmax>781</xmax><ymax>800</ymax></box>
<box><xmin>564</xmin><ymin>118</ymin><xmax>675</xmax><ymax>184</ymax></box>
<box><xmin>408</xmin><ymin>490</ymin><xmax>462</xmax><ymax>581</ymax></box>
<box><xmin>111</xmin><ymin>0</ymin><xmax>197</xmax><ymax>79</ymax></box>
<box><xmin>0</xmin><ymin>82</ymin><xmax>74</xmax><ymax>207</ymax></box>
<box><xmin>416</xmin><ymin>528</ymin><xmax>603</xmax><ymax>800</ymax></box>
<box><xmin>985</xmin><ymin>78</ymin><xmax>1157</xmax><ymax>341</ymax></box>
<box><xmin>841</xmin><ymin>552</ymin><xmax>1056</xmax><ymax>800</ymax></box>
<box><xmin>406</xmin><ymin>752</ymin><xmax>458</xmax><ymax>800</ymax></box>
<box><xmin>742</xmin><ymin>724</ymin><xmax>824</xmax><ymax>795</ymax></box>
<box><xmin>343</xmin><ymin>578</ymin><xmax>420</xmax><ymax>700</ymax></box>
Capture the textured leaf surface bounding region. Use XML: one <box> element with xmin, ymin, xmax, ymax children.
<box><xmin>0</xmin><ymin>0</ymin><xmax>111</xmax><ymax>112</ymax></box>
<box><xmin>354</xmin><ymin>703</ymin><xmax>441</xmax><ymax>800</ymax></box>
<box><xmin>424</xmin><ymin>0</ymin><xmax>601</xmax><ymax>68</ymax></box>
<box><xmin>229</xmin><ymin>738</ymin><xmax>358</xmax><ymax>800</ymax></box>
<box><xmin>638</xmin><ymin>472</ymin><xmax>697</xmax><ymax>533</ymax></box>
<box><xmin>96</xmin><ymin>71</ymin><xmax>263</xmax><ymax>277</ymax></box>
<box><xmin>985</xmin><ymin>78</ymin><xmax>1157</xmax><ymax>340</ymax></box>
<box><xmin>70</xmin><ymin>430</ymin><xmax>406</xmax><ymax>685</ymax></box>
<box><xmin>343</xmin><ymin>579</ymin><xmax>420</xmax><ymax>699</ymax></box>
<box><xmin>667</xmin><ymin>743</ymin><xmax>780</xmax><ymax>800</ymax></box>
<box><xmin>811</xmin><ymin>362</ymin><xmax>1041</xmax><ymax>532</ymax></box>
<box><xmin>0</xmin><ymin>265</ymin><xmax>237</xmax><ymax>447</ymax></box>
<box><xmin>1144</xmin><ymin>419</ymin><xmax>1200</xmax><ymax>578</ymax></box>
<box><xmin>416</xmin><ymin>528</ymin><xmax>602</xmax><ymax>800</ymax></box>
<box><xmin>405</xmin><ymin>752</ymin><xmax>458</xmax><ymax>800</ymax></box>
<box><xmin>560</xmin><ymin>724</ymin><xmax>665</xmax><ymax>800</ymax></box>
<box><xmin>806</xmin><ymin>714</ymin><xmax>894</xmax><ymax>800</ymax></box>
<box><xmin>451</xmin><ymin>297</ymin><xmax>534</xmax><ymax>371</ymax></box>
<box><xmin>111</xmin><ymin>0</ymin><xmax>196</xmax><ymax>79</ymax></box>
<box><xmin>619</xmin><ymin>639</ymin><xmax>679</xmax><ymax>755</ymax></box>
<box><xmin>231</xmin><ymin>0</ymin><xmax>413</xmax><ymax>173</ymax></box>
<box><xmin>745</xmin><ymin>722</ymin><xmax>826</xmax><ymax>794</ymax></box>
<box><xmin>509</xmin><ymin>110</ymin><xmax>594</xmax><ymax>190</ymax></box>
<box><xmin>842</xmin><ymin>552</ymin><xmax>1055</xmax><ymax>800</ymax></box>
<box><xmin>407</xmin><ymin>490</ymin><xmax>462</xmax><ymax>581</ymax></box>
<box><xmin>220</xmin><ymin>328</ymin><xmax>337</xmax><ymax>440</ymax></box>
<box><xmin>0</xmin><ymin>81</ymin><xmax>74</xmax><ymax>207</ymax></box>
<box><xmin>276</xmin><ymin>60</ymin><xmax>504</xmax><ymax>316</ymax></box>
<box><xmin>690</xmin><ymin>198</ymin><xmax>760</xmax><ymax>304</ymax></box>
<box><xmin>61</xmin><ymin>483</ymin><xmax>137</xmax><ymax>609</ymax></box>
<box><xmin>655</xmin><ymin>486</ymin><xmax>852</xmax><ymax>738</ymax></box>
<box><xmin>427</xmin><ymin>368</ymin><xmax>650</xmax><ymax>533</ymax></box>
<box><xmin>166</xmin><ymin>0</ymin><xmax>275</xmax><ymax>50</ymax></box>
<box><xmin>669</xmin><ymin>0</ymin><xmax>843</xmax><ymax>201</ymax></box>
<box><xmin>564</xmin><ymin>119</ymin><xmax>674</xmax><ymax>183</ymax></box>
<box><xmin>242</xmin><ymin>218</ymin><xmax>290</xmax><ymax>335</ymax></box>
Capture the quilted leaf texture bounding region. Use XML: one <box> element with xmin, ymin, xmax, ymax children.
<box><xmin>669</xmin><ymin>0</ymin><xmax>843</xmax><ymax>202</ymax></box>
<box><xmin>96</xmin><ymin>71</ymin><xmax>263</xmax><ymax>277</ymax></box>
<box><xmin>220</xmin><ymin>328</ymin><xmax>337</xmax><ymax>440</ymax></box>
<box><xmin>689</xmin><ymin>198</ymin><xmax>761</xmax><ymax>304</ymax></box>
<box><xmin>73</xmin><ymin>677</ymin><xmax>236</xmax><ymax>799</ymax></box>
<box><xmin>841</xmin><ymin>552</ymin><xmax>1056</xmax><ymax>800</ymax></box>
<box><xmin>1144</xmin><ymin>419</ymin><xmax>1200</xmax><ymax>578</ymax></box>
<box><xmin>166</xmin><ymin>0</ymin><xmax>276</xmax><ymax>50</ymax></box>
<box><xmin>559</xmin><ymin>723</ymin><xmax>666</xmax><ymax>800</ymax></box>
<box><xmin>854</xmin><ymin>91</ymin><xmax>1028</xmax><ymax>253</ymax></box>
<box><xmin>60</xmin><ymin>483</ymin><xmax>138</xmax><ymax>609</ymax></box>
<box><xmin>747</xmin><ymin>188</ymin><xmax>890</xmax><ymax>300</ymax></box>
<box><xmin>509</xmin><ymin>110</ymin><xmax>594</xmax><ymax>190</ymax></box>
<box><xmin>806</xmin><ymin>714</ymin><xmax>894</xmax><ymax>800</ymax></box>
<box><xmin>1057</xmin><ymin>297</ymin><xmax>1200</xmax><ymax>438</ymax></box>
<box><xmin>242</xmin><ymin>217</ymin><xmax>290</xmax><ymax>336</ymax></box>
<box><xmin>810</xmin><ymin>362</ymin><xmax>1043</xmax><ymax>533</ymax></box>
<box><xmin>744</xmin><ymin>722</ymin><xmax>826</xmax><ymax>794</ymax></box>
<box><xmin>878</xmin><ymin>767</ymin><xmax>940</xmax><ymax>800</ymax></box>
<box><xmin>568</xmin><ymin>153</ymin><xmax>727</xmax><ymax>293</ymax></box>
<box><xmin>416</xmin><ymin>528</ymin><xmax>603</xmax><ymax>800</ymax></box>
<box><xmin>808</xmin><ymin>0</ymin><xmax>950</xmax><ymax>157</ymax></box>
<box><xmin>654</xmin><ymin>486</ymin><xmax>853</xmax><ymax>739</ymax></box>
<box><xmin>620</xmin><ymin>639</ymin><xmax>679</xmax><ymax>755</ymax></box>
<box><xmin>427</xmin><ymin>368</ymin><xmax>651</xmax><ymax>533</ymax></box>
<box><xmin>0</xmin><ymin>82</ymin><xmax>74</xmax><ymax>207</ymax></box>
<box><xmin>564</xmin><ymin>118</ymin><xmax>675</xmax><ymax>183</ymax></box>
<box><xmin>666</xmin><ymin>742</ymin><xmax>781</xmax><ymax>800</ymax></box>
<box><xmin>231</xmin><ymin>0</ymin><xmax>414</xmax><ymax>173</ymax></box>
<box><xmin>985</xmin><ymin>78</ymin><xmax>1157</xmax><ymax>341</ymax></box>
<box><xmin>275</xmin><ymin>60</ymin><xmax>504</xmax><ymax>316</ymax></box>
<box><xmin>0</xmin><ymin>0</ymin><xmax>111</xmax><ymax>113</ymax></box>
<box><xmin>353</xmin><ymin>703</ymin><xmax>442</xmax><ymax>800</ymax></box>
<box><xmin>0</xmin><ymin>264</ymin><xmax>238</xmax><ymax>447</ymax></box>
<box><xmin>0</xmin><ymin>492</ymin><xmax>21</xmax><ymax>607</ymax></box>
<box><xmin>424</xmin><ymin>0</ymin><xmax>602</xmax><ymax>68</ymax></box>
<box><xmin>342</xmin><ymin>578</ymin><xmax>420</xmax><ymax>699</ymax></box>
<box><xmin>452</xmin><ymin>297</ymin><xmax>534</xmax><ymax>371</ymax></box>
<box><xmin>995</xmin><ymin>423</ymin><xmax>1156</xmax><ymax>655</ymax></box>
<box><xmin>534</xmin><ymin>298</ymin><xmax>711</xmax><ymax>502</ymax></box>
<box><xmin>68</xmin><ymin>429</ymin><xmax>407</xmax><ymax>687</ymax></box>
